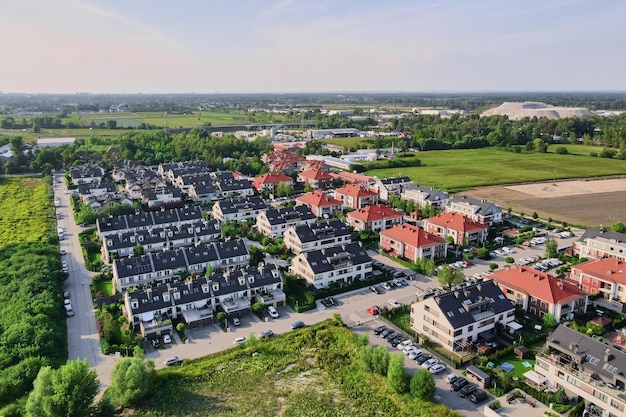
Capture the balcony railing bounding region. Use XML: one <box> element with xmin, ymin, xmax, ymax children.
<box><xmin>221</xmin><ymin>297</ymin><xmax>251</xmax><ymax>314</ymax></box>
<box><xmin>255</xmin><ymin>289</ymin><xmax>286</xmax><ymax>304</ymax></box>
<box><xmin>140</xmin><ymin>319</ymin><xmax>173</xmax><ymax>336</ymax></box>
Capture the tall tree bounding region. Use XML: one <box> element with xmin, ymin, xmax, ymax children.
<box><xmin>544</xmin><ymin>239</ymin><xmax>558</xmax><ymax>259</ymax></box>
<box><xmin>437</xmin><ymin>266</ymin><xmax>465</xmax><ymax>289</ymax></box>
<box><xmin>25</xmin><ymin>360</ymin><xmax>99</xmax><ymax>417</ymax></box>
<box><xmin>410</xmin><ymin>369</ymin><xmax>436</xmax><ymax>400</ymax></box>
<box><xmin>106</xmin><ymin>358</ymin><xmax>155</xmax><ymax>408</ymax></box>
<box><xmin>386</xmin><ymin>354</ymin><xmax>409</xmax><ymax>394</ymax></box>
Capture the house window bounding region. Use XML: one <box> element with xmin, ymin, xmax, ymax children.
<box><xmin>540</xmin><ymin>301</ymin><xmax>547</xmax><ymax>309</ymax></box>
<box><xmin>592</xmin><ymin>279</ymin><xmax>599</xmax><ymax>286</ymax></box>
<box><xmin>593</xmin><ymin>390</ymin><xmax>608</xmax><ymax>403</ymax></box>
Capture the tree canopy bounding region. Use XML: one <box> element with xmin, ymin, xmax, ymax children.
<box><xmin>106</xmin><ymin>358</ymin><xmax>155</xmax><ymax>408</ymax></box>
<box><xmin>437</xmin><ymin>266</ymin><xmax>465</xmax><ymax>289</ymax></box>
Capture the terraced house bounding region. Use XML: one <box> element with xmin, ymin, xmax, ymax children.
<box><xmin>212</xmin><ymin>196</ymin><xmax>269</xmax><ymax>223</ymax></box>
<box><xmin>96</xmin><ymin>206</ymin><xmax>204</xmax><ymax>238</ymax></box>
<box><xmin>112</xmin><ymin>239</ymin><xmax>249</xmax><ymax>293</ymax></box>
<box><xmin>284</xmin><ymin>219</ymin><xmax>352</xmax><ymax>254</ymax></box>
<box><xmin>256</xmin><ymin>206</ymin><xmax>316</xmax><ymax>238</ymax></box>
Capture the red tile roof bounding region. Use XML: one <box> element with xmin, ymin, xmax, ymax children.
<box><xmin>334</xmin><ymin>171</ymin><xmax>375</xmax><ymax>185</ymax></box>
<box><xmin>572</xmin><ymin>258</ymin><xmax>626</xmax><ymax>285</ymax></box>
<box><xmin>425</xmin><ymin>212</ymin><xmax>487</xmax><ymax>233</ymax></box>
<box><xmin>335</xmin><ymin>183</ymin><xmax>378</xmax><ymax>199</ymax></box>
<box><xmin>489</xmin><ymin>266</ymin><xmax>586</xmax><ymax>304</ymax></box>
<box><xmin>296</xmin><ymin>191</ymin><xmax>342</xmax><ymax>208</ymax></box>
<box><xmin>380</xmin><ymin>224</ymin><xmax>445</xmax><ymax>248</ymax></box>
<box><xmin>298</xmin><ymin>169</ymin><xmax>333</xmax><ymax>181</ymax></box>
<box><xmin>348</xmin><ymin>204</ymin><xmax>403</xmax><ymax>222</ymax></box>
<box><xmin>253</xmin><ymin>172</ymin><xmax>293</xmax><ymax>189</ymax></box>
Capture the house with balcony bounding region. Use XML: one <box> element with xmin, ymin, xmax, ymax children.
<box><xmin>112</xmin><ymin>239</ymin><xmax>249</xmax><ymax>293</ymax></box>
<box><xmin>379</xmin><ymin>224</ymin><xmax>447</xmax><ymax>261</ymax></box>
<box><xmin>253</xmin><ymin>172</ymin><xmax>294</xmax><ymax>193</ymax></box>
<box><xmin>158</xmin><ymin>161</ymin><xmax>210</xmax><ymax>182</ymax></box>
<box><xmin>401</xmin><ymin>184</ymin><xmax>450</xmax><ymax>210</ymax></box>
<box><xmin>290</xmin><ymin>242</ymin><xmax>372</xmax><ymax>289</ymax></box>
<box><xmin>295</xmin><ymin>191</ymin><xmax>343</xmax><ymax>217</ymax></box>
<box><xmin>297</xmin><ymin>169</ymin><xmax>333</xmax><ymax>189</ymax></box>
<box><xmin>445</xmin><ymin>195</ymin><xmax>502</xmax><ymax>226</ymax></box>
<box><xmin>256</xmin><ymin>206</ymin><xmax>316</xmax><ymax>238</ymax></box>
<box><xmin>535</xmin><ymin>324</ymin><xmax>626</xmax><ymax>417</ymax></box>
<box><xmin>372</xmin><ymin>176</ymin><xmax>414</xmax><ymax>201</ymax></box>
<box><xmin>141</xmin><ymin>185</ymin><xmax>184</xmax><ymax>208</ymax></box>
<box><xmin>284</xmin><ymin>219</ymin><xmax>352</xmax><ymax>254</ymax></box>
<box><xmin>347</xmin><ymin>204</ymin><xmax>404</xmax><ymax>232</ymax></box>
<box><xmin>410</xmin><ymin>281</ymin><xmax>516</xmax><ymax>353</ymax></box>
<box><xmin>212</xmin><ymin>196</ymin><xmax>268</xmax><ymax>223</ymax></box>
<box><xmin>488</xmin><ymin>266</ymin><xmax>588</xmax><ymax>323</ymax></box>
<box><xmin>334</xmin><ymin>184</ymin><xmax>379</xmax><ymax>209</ymax></box>
<box><xmin>69</xmin><ymin>163</ymin><xmax>105</xmax><ymax>185</ymax></box>
<box><xmin>423</xmin><ymin>212</ymin><xmax>488</xmax><ymax>246</ymax></box>
<box><xmin>101</xmin><ymin>219</ymin><xmax>221</xmax><ymax>263</ymax></box>
<box><xmin>570</xmin><ymin>258</ymin><xmax>626</xmax><ymax>311</ymax></box>
<box><xmin>574</xmin><ymin>228</ymin><xmax>626</xmax><ymax>260</ymax></box>
<box><xmin>97</xmin><ymin>206</ymin><xmax>204</xmax><ymax>238</ymax></box>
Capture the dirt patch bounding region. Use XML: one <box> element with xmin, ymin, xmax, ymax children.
<box><xmin>463</xmin><ymin>179</ymin><xmax>626</xmax><ymax>227</ymax></box>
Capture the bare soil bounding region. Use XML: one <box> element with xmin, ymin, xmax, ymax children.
<box><xmin>463</xmin><ymin>178</ymin><xmax>626</xmax><ymax>227</ymax></box>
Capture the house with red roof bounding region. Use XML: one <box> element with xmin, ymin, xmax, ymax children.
<box><xmin>333</xmin><ymin>184</ymin><xmax>379</xmax><ymax>209</ymax></box>
<box><xmin>379</xmin><ymin>224</ymin><xmax>447</xmax><ymax>262</ymax></box>
<box><xmin>297</xmin><ymin>169</ymin><xmax>333</xmax><ymax>190</ymax></box>
<box><xmin>347</xmin><ymin>204</ymin><xmax>403</xmax><ymax>232</ymax></box>
<box><xmin>301</xmin><ymin>159</ymin><xmax>329</xmax><ymax>172</ymax></box>
<box><xmin>261</xmin><ymin>151</ymin><xmax>305</xmax><ymax>173</ymax></box>
<box><xmin>489</xmin><ymin>266</ymin><xmax>588</xmax><ymax>322</ymax></box>
<box><xmin>295</xmin><ymin>191</ymin><xmax>343</xmax><ymax>218</ymax></box>
<box><xmin>333</xmin><ymin>171</ymin><xmax>376</xmax><ymax>187</ymax></box>
<box><xmin>570</xmin><ymin>258</ymin><xmax>626</xmax><ymax>307</ymax></box>
<box><xmin>253</xmin><ymin>172</ymin><xmax>294</xmax><ymax>192</ymax></box>
<box><xmin>423</xmin><ymin>212</ymin><xmax>488</xmax><ymax>246</ymax></box>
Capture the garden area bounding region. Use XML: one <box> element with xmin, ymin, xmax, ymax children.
<box><xmin>78</xmin><ymin>227</ymin><xmax>105</xmax><ymax>271</ymax></box>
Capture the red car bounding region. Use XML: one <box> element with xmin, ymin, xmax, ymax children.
<box><xmin>366</xmin><ymin>306</ymin><xmax>380</xmax><ymax>315</ymax></box>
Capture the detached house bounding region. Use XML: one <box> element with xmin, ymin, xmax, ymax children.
<box><xmin>489</xmin><ymin>266</ymin><xmax>588</xmax><ymax>322</ymax></box>
<box><xmin>410</xmin><ymin>281</ymin><xmax>516</xmax><ymax>353</ymax></box>
<box><xmin>401</xmin><ymin>185</ymin><xmax>449</xmax><ymax>210</ymax></box>
<box><xmin>570</xmin><ymin>258</ymin><xmax>626</xmax><ymax>309</ymax></box>
<box><xmin>380</xmin><ymin>224</ymin><xmax>447</xmax><ymax>261</ymax></box>
<box><xmin>69</xmin><ymin>163</ymin><xmax>105</xmax><ymax>185</ymax></box>
<box><xmin>141</xmin><ymin>185</ymin><xmax>183</xmax><ymax>208</ymax></box>
<box><xmin>284</xmin><ymin>219</ymin><xmax>352</xmax><ymax>254</ymax></box>
<box><xmin>445</xmin><ymin>195</ymin><xmax>502</xmax><ymax>226</ymax></box>
<box><xmin>423</xmin><ymin>212</ymin><xmax>488</xmax><ymax>246</ymax></box>
<box><xmin>290</xmin><ymin>242</ymin><xmax>373</xmax><ymax>289</ymax></box>
<box><xmin>574</xmin><ymin>227</ymin><xmax>626</xmax><ymax>260</ymax></box>
<box><xmin>347</xmin><ymin>204</ymin><xmax>403</xmax><ymax>232</ymax></box>
<box><xmin>372</xmin><ymin>176</ymin><xmax>414</xmax><ymax>201</ymax></box>
<box><xmin>297</xmin><ymin>169</ymin><xmax>333</xmax><ymax>189</ymax></box>
<box><xmin>253</xmin><ymin>172</ymin><xmax>294</xmax><ymax>193</ymax></box>
<box><xmin>295</xmin><ymin>191</ymin><xmax>343</xmax><ymax>218</ymax></box>
<box><xmin>256</xmin><ymin>206</ymin><xmax>316</xmax><ymax>238</ymax></box>
<box><xmin>334</xmin><ymin>184</ymin><xmax>379</xmax><ymax>209</ymax></box>
<box><xmin>212</xmin><ymin>196</ymin><xmax>268</xmax><ymax>223</ymax></box>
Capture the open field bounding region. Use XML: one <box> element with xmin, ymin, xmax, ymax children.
<box><xmin>0</xmin><ymin>177</ymin><xmax>54</xmax><ymax>248</ymax></box>
<box><xmin>321</xmin><ymin>136</ymin><xmax>397</xmax><ymax>149</ymax></box>
<box><xmin>463</xmin><ymin>179</ymin><xmax>626</xmax><ymax>227</ymax></box>
<box><xmin>365</xmin><ymin>148</ymin><xmax>626</xmax><ymax>192</ymax></box>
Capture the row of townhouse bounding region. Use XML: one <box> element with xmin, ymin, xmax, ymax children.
<box><xmin>401</xmin><ymin>184</ymin><xmax>450</xmax><ymax>211</ymax></box>
<box><xmin>253</xmin><ymin>172</ymin><xmax>294</xmax><ymax>192</ymax></box>
<box><xmin>69</xmin><ymin>163</ymin><xmax>105</xmax><ymax>185</ymax></box>
<box><xmin>444</xmin><ymin>195</ymin><xmax>502</xmax><ymax>226</ymax></box>
<box><xmin>124</xmin><ymin>264</ymin><xmax>286</xmax><ymax>336</ymax></box>
<box><xmin>284</xmin><ymin>219</ymin><xmax>352</xmax><ymax>255</ymax></box>
<box><xmin>141</xmin><ymin>185</ymin><xmax>184</xmax><ymax>208</ymax></box>
<box><xmin>534</xmin><ymin>325</ymin><xmax>626</xmax><ymax>417</ymax></box>
<box><xmin>101</xmin><ymin>219</ymin><xmax>221</xmax><ymax>263</ymax></box>
<box><xmin>173</xmin><ymin>171</ymin><xmax>255</xmax><ymax>202</ymax></box>
<box><xmin>157</xmin><ymin>161</ymin><xmax>210</xmax><ymax>182</ymax></box>
<box><xmin>488</xmin><ymin>266</ymin><xmax>588</xmax><ymax>323</ymax></box>
<box><xmin>96</xmin><ymin>206</ymin><xmax>204</xmax><ymax>238</ymax></box>
<box><xmin>410</xmin><ymin>280</ymin><xmax>517</xmax><ymax>353</ymax></box>
<box><xmin>212</xmin><ymin>196</ymin><xmax>269</xmax><ymax>223</ymax></box>
<box><xmin>256</xmin><ymin>206</ymin><xmax>316</xmax><ymax>238</ymax></box>
<box><xmin>112</xmin><ymin>239</ymin><xmax>249</xmax><ymax>293</ymax></box>
<box><xmin>290</xmin><ymin>242</ymin><xmax>373</xmax><ymax>289</ymax></box>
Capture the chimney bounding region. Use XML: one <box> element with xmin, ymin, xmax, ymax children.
<box><xmin>604</xmin><ymin>348</ymin><xmax>611</xmax><ymax>363</ymax></box>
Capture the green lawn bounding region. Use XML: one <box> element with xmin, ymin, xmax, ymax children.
<box><xmin>493</xmin><ymin>356</ymin><xmax>536</xmax><ymax>379</ymax></box>
<box><xmin>93</xmin><ymin>279</ymin><xmax>113</xmax><ymax>297</ymax></box>
<box><xmin>365</xmin><ymin>148</ymin><xmax>626</xmax><ymax>192</ymax></box>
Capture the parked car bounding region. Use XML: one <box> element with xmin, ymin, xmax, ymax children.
<box><xmin>372</xmin><ymin>325</ymin><xmax>387</xmax><ymax>335</ymax></box>
<box><xmin>151</xmin><ymin>338</ymin><xmax>161</xmax><ymax>348</ymax></box>
<box><xmin>397</xmin><ymin>340</ymin><xmax>413</xmax><ymax>350</ymax></box>
<box><xmin>231</xmin><ymin>317</ymin><xmax>241</xmax><ymax>326</ymax></box>
<box><xmin>388</xmin><ymin>299</ymin><xmax>402</xmax><ymax>308</ymax></box>
<box><xmin>291</xmin><ymin>321</ymin><xmax>305</xmax><ymax>330</ymax></box>
<box><xmin>267</xmin><ymin>306</ymin><xmax>279</xmax><ymax>318</ymax></box>
<box><xmin>421</xmin><ymin>358</ymin><xmax>439</xmax><ymax>369</ymax></box>
<box><xmin>381</xmin><ymin>282</ymin><xmax>392</xmax><ymax>291</ymax></box>
<box><xmin>164</xmin><ymin>356</ymin><xmax>183</xmax><ymax>366</ymax></box>
<box><xmin>379</xmin><ymin>329</ymin><xmax>393</xmax><ymax>338</ymax></box>
<box><xmin>60</xmin><ymin>249</ymin><xmax>66</xmax><ymax>256</ymax></box>
<box><xmin>233</xmin><ymin>337</ymin><xmax>247</xmax><ymax>345</ymax></box>
<box><xmin>328</xmin><ymin>296</ymin><xmax>339</xmax><ymax>306</ymax></box>
<box><xmin>457</xmin><ymin>383</ymin><xmax>477</xmax><ymax>397</ymax></box>
<box><xmin>369</xmin><ymin>285</ymin><xmax>382</xmax><ymax>294</ymax></box>
<box><xmin>366</xmin><ymin>306</ymin><xmax>380</xmax><ymax>315</ymax></box>
<box><xmin>63</xmin><ymin>291</ymin><xmax>70</xmax><ymax>299</ymax></box>
<box><xmin>259</xmin><ymin>329</ymin><xmax>274</xmax><ymax>338</ymax></box>
<box><xmin>429</xmin><ymin>363</ymin><xmax>446</xmax><ymax>374</ymax></box>
<box><xmin>408</xmin><ymin>350</ymin><xmax>424</xmax><ymax>360</ymax></box>
<box><xmin>384</xmin><ymin>332</ymin><xmax>399</xmax><ymax>342</ymax></box>
<box><xmin>452</xmin><ymin>377</ymin><xmax>469</xmax><ymax>391</ymax></box>
<box><xmin>64</xmin><ymin>298</ymin><xmax>71</xmax><ymax>307</ymax></box>
<box><xmin>446</xmin><ymin>373</ymin><xmax>459</xmax><ymax>384</ymax></box>
<box><xmin>162</xmin><ymin>334</ymin><xmax>172</xmax><ymax>344</ymax></box>
<box><xmin>470</xmin><ymin>389</ymin><xmax>488</xmax><ymax>403</ymax></box>
<box><xmin>416</xmin><ymin>354</ymin><xmax>432</xmax><ymax>365</ymax></box>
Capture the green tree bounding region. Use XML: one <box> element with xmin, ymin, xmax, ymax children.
<box><xmin>276</xmin><ymin>182</ymin><xmax>293</xmax><ymax>197</ymax></box>
<box><xmin>542</xmin><ymin>313</ymin><xmax>557</xmax><ymax>331</ymax></box>
<box><xmin>437</xmin><ymin>266</ymin><xmax>465</xmax><ymax>289</ymax></box>
<box><xmin>533</xmin><ymin>138</ymin><xmax>547</xmax><ymax>153</ymax></box>
<box><xmin>476</xmin><ymin>247</ymin><xmax>490</xmax><ymax>259</ymax></box>
<box><xmin>252</xmin><ymin>302</ymin><xmax>266</xmax><ymax>314</ymax></box>
<box><xmin>25</xmin><ymin>360</ymin><xmax>99</xmax><ymax>417</ymax></box>
<box><xmin>532</xmin><ymin>211</ymin><xmax>538</xmax><ymax>220</ymax></box>
<box><xmin>410</xmin><ymin>369</ymin><xmax>436</xmax><ymax>400</ymax></box>
<box><xmin>545</xmin><ymin>239</ymin><xmax>558</xmax><ymax>258</ymax></box>
<box><xmin>505</xmin><ymin>256</ymin><xmax>514</xmax><ymax>264</ymax></box>
<box><xmin>133</xmin><ymin>244</ymin><xmax>144</xmax><ymax>256</ymax></box>
<box><xmin>106</xmin><ymin>358</ymin><xmax>155</xmax><ymax>407</ymax></box>
<box><xmin>176</xmin><ymin>323</ymin><xmax>186</xmax><ymax>333</ymax></box>
<box><xmin>216</xmin><ymin>312</ymin><xmax>227</xmax><ymax>327</ymax></box>
<box><xmin>611</xmin><ymin>222</ymin><xmax>626</xmax><ymax>233</ymax></box>
<box><xmin>489</xmin><ymin>263</ymin><xmax>499</xmax><ymax>271</ymax></box>
<box><xmin>387</xmin><ymin>353</ymin><xmax>409</xmax><ymax>393</ymax></box>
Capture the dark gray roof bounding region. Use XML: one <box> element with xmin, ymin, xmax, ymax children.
<box><xmin>115</xmin><ymin>254</ymin><xmax>154</xmax><ymax>279</ymax></box>
<box><xmin>151</xmin><ymin>249</ymin><xmax>189</xmax><ymax>273</ymax></box>
<box><xmin>104</xmin><ymin>220</ymin><xmax>220</xmax><ymax>251</ymax></box>
<box><xmin>215</xmin><ymin>196</ymin><xmax>268</xmax><ymax>214</ymax></box>
<box><xmin>210</xmin><ymin>171</ymin><xmax>235</xmax><ymax>181</ymax></box>
<box><xmin>125</xmin><ymin>212</ymin><xmax>154</xmax><ymax>230</ymax></box>
<box><xmin>217</xmin><ymin>178</ymin><xmax>253</xmax><ymax>192</ymax></box>
<box><xmin>450</xmin><ymin>195</ymin><xmax>501</xmax><ymax>214</ymax></box>
<box><xmin>304</xmin><ymin>242</ymin><xmax>371</xmax><ymax>274</ymax></box>
<box><xmin>211</xmin><ymin>270</ymin><xmax>250</xmax><ymax>296</ymax></box>
<box><xmin>578</xmin><ymin>227</ymin><xmax>626</xmax><ymax>244</ymax></box>
<box><xmin>97</xmin><ymin>206</ymin><xmax>203</xmax><ymax>235</ymax></box>
<box><xmin>69</xmin><ymin>164</ymin><xmax>103</xmax><ymax>179</ymax></box>
<box><xmin>430</xmin><ymin>280</ymin><xmax>514</xmax><ymax>329</ymax></box>
<box><xmin>542</xmin><ymin>324</ymin><xmax>626</xmax><ymax>386</ymax></box>
<box><xmin>292</xmin><ymin>219</ymin><xmax>351</xmax><ymax>243</ymax></box>
<box><xmin>380</xmin><ymin>176</ymin><xmax>411</xmax><ymax>186</ymax></box>
<box><xmin>264</xmin><ymin>205</ymin><xmax>315</xmax><ymax>226</ymax></box>
<box><xmin>185</xmin><ymin>244</ymin><xmax>220</xmax><ymax>265</ymax></box>
<box><xmin>215</xmin><ymin>239</ymin><xmax>249</xmax><ymax>259</ymax></box>
<box><xmin>142</xmin><ymin>185</ymin><xmax>183</xmax><ymax>201</ymax></box>
<box><xmin>127</xmin><ymin>283</ymin><xmax>173</xmax><ymax>314</ymax></box>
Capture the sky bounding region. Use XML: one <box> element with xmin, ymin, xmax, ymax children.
<box><xmin>1</xmin><ymin>0</ymin><xmax>625</xmax><ymax>94</ymax></box>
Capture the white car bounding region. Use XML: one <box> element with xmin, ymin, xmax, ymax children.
<box><xmin>421</xmin><ymin>358</ymin><xmax>439</xmax><ymax>369</ymax></box>
<box><xmin>162</xmin><ymin>334</ymin><xmax>172</xmax><ymax>344</ymax></box>
<box><xmin>502</xmin><ymin>246</ymin><xmax>514</xmax><ymax>253</ymax></box>
<box><xmin>267</xmin><ymin>306</ymin><xmax>279</xmax><ymax>319</ymax></box>
<box><xmin>430</xmin><ymin>363</ymin><xmax>446</xmax><ymax>374</ymax></box>
<box><xmin>402</xmin><ymin>345</ymin><xmax>417</xmax><ymax>355</ymax></box>
<box><xmin>233</xmin><ymin>337</ymin><xmax>247</xmax><ymax>345</ymax></box>
<box><xmin>381</xmin><ymin>282</ymin><xmax>392</xmax><ymax>291</ymax></box>
<box><xmin>397</xmin><ymin>340</ymin><xmax>413</xmax><ymax>350</ymax></box>
<box><xmin>388</xmin><ymin>299</ymin><xmax>402</xmax><ymax>308</ymax></box>
<box><xmin>408</xmin><ymin>350</ymin><xmax>424</xmax><ymax>360</ymax></box>
<box><xmin>446</xmin><ymin>373</ymin><xmax>459</xmax><ymax>383</ymax></box>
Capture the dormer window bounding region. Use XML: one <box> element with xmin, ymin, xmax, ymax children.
<box><xmin>163</xmin><ymin>293</ymin><xmax>170</xmax><ymax>302</ymax></box>
<box><xmin>173</xmin><ymin>292</ymin><xmax>180</xmax><ymax>300</ymax></box>
<box><xmin>248</xmin><ymin>276</ymin><xmax>254</xmax><ymax>284</ymax></box>
<box><xmin>213</xmin><ymin>283</ymin><xmax>219</xmax><ymax>291</ymax></box>
<box><xmin>238</xmin><ymin>277</ymin><xmax>245</xmax><ymax>285</ymax></box>
<box><xmin>202</xmin><ymin>284</ymin><xmax>209</xmax><ymax>293</ymax></box>
<box><xmin>131</xmin><ymin>300</ymin><xmax>139</xmax><ymax>309</ymax></box>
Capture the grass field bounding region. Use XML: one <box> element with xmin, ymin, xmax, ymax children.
<box><xmin>365</xmin><ymin>148</ymin><xmax>626</xmax><ymax>192</ymax></box>
<box><xmin>0</xmin><ymin>177</ymin><xmax>54</xmax><ymax>248</ymax></box>
<box><xmin>321</xmin><ymin>136</ymin><xmax>398</xmax><ymax>149</ymax></box>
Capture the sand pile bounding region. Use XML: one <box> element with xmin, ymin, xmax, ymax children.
<box><xmin>481</xmin><ymin>102</ymin><xmax>592</xmax><ymax>120</ymax></box>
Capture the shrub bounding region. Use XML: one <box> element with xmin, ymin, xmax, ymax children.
<box><xmin>489</xmin><ymin>401</ymin><xmax>501</xmax><ymax>410</ymax></box>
